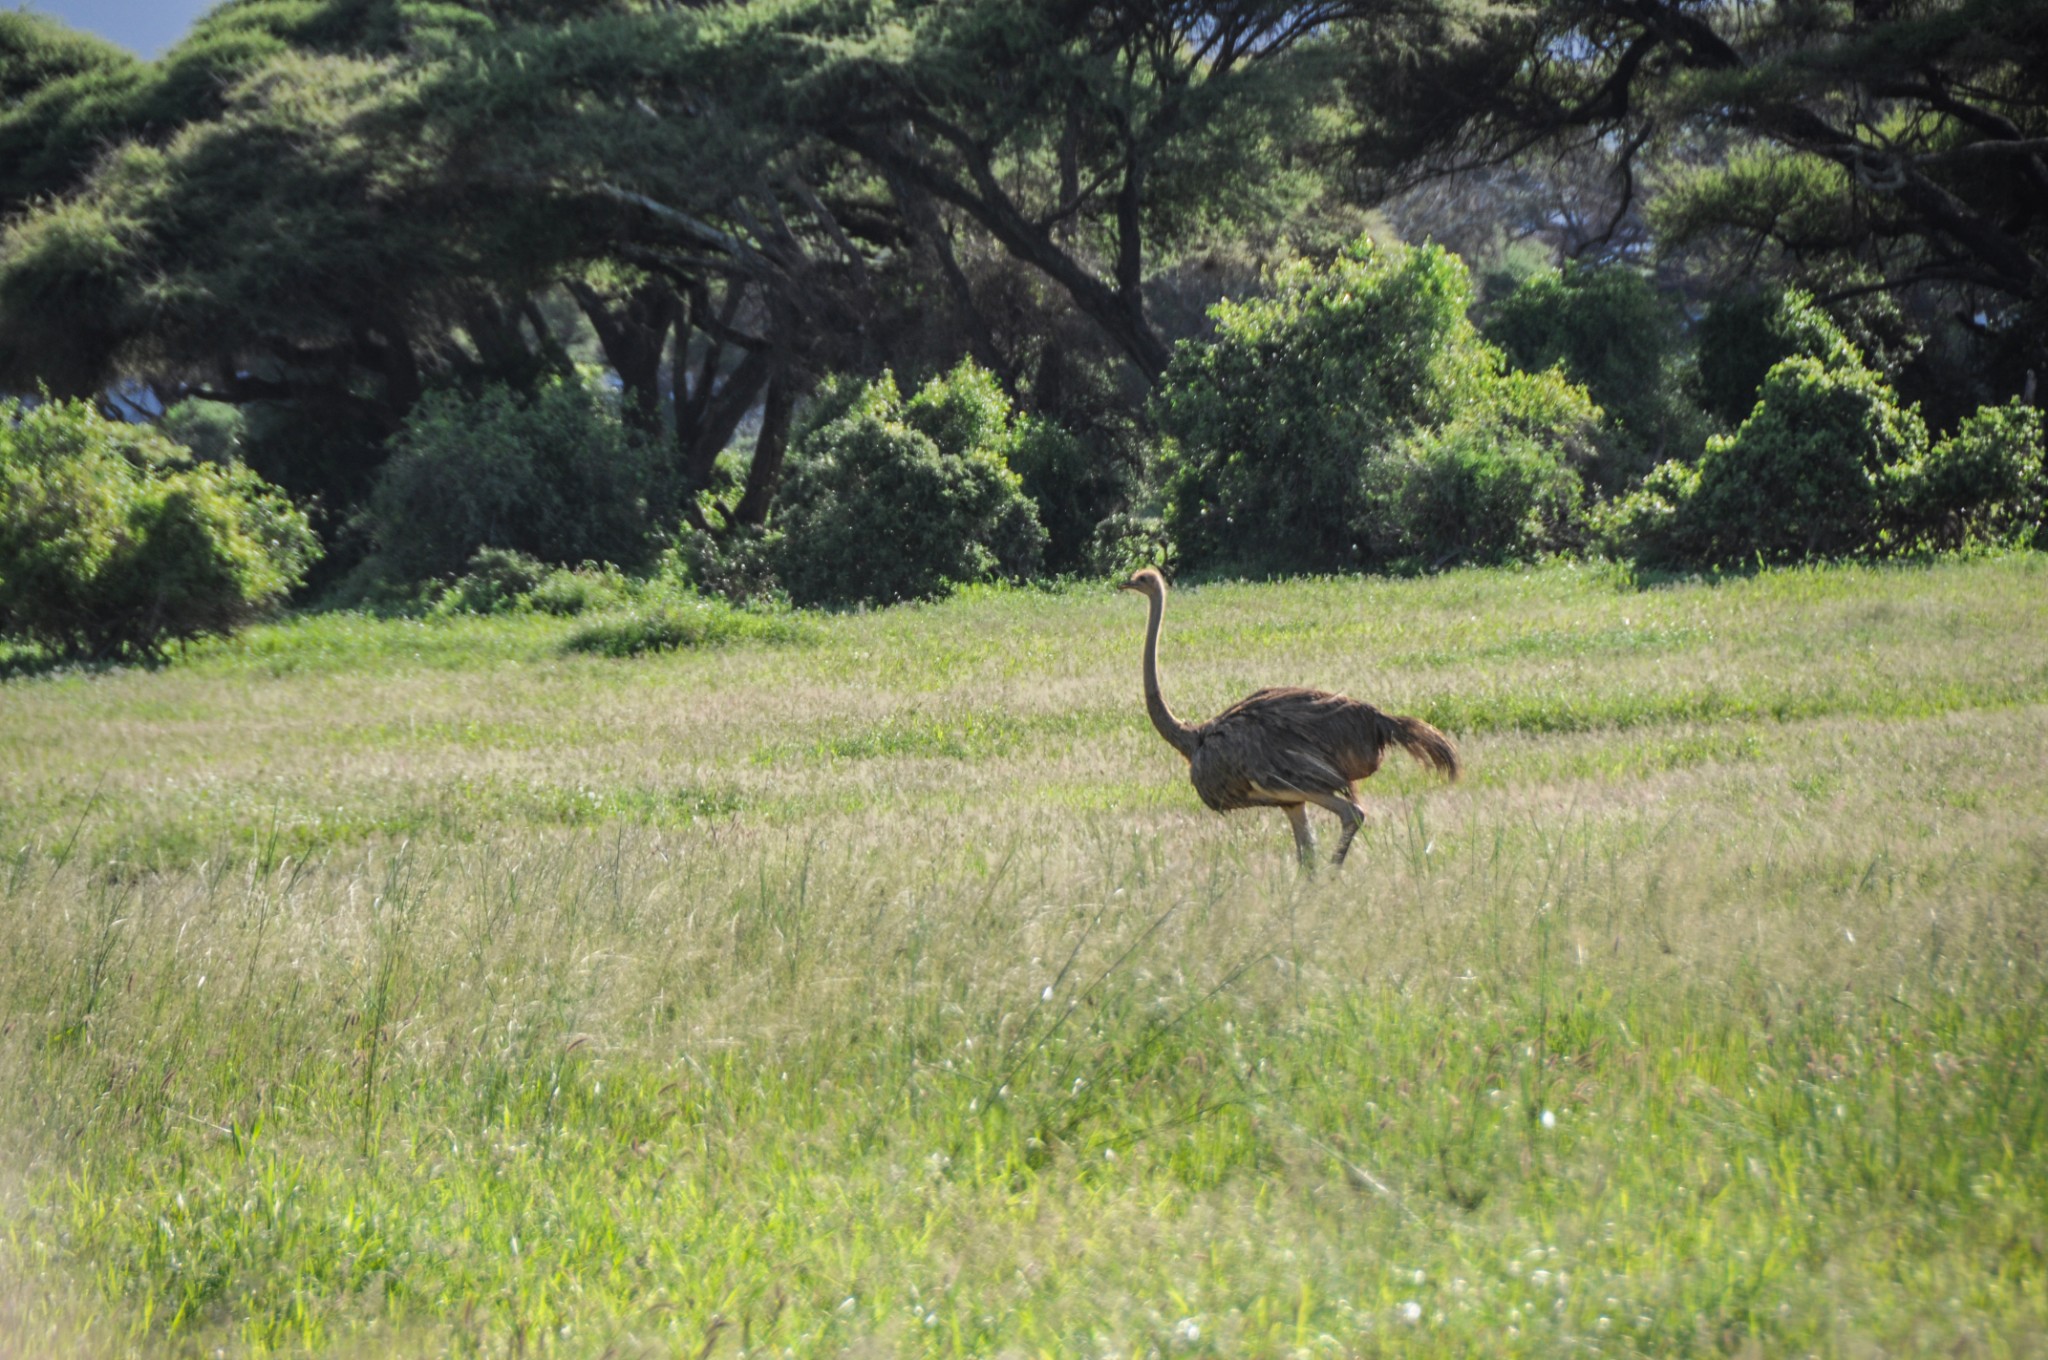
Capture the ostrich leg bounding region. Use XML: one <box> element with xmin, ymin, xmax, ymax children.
<box><xmin>1304</xmin><ymin>790</ymin><xmax>1367</xmax><ymax>865</ymax></box>
<box><xmin>1284</xmin><ymin>803</ymin><xmax>1317</xmax><ymax>867</ymax></box>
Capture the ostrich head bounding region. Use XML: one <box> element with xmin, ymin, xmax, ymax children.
<box><xmin>1118</xmin><ymin>567</ymin><xmax>1167</xmax><ymax>597</ymax></box>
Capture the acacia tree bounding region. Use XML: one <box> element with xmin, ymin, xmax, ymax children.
<box><xmin>702</xmin><ymin>0</ymin><xmax>1372</xmax><ymax>382</ymax></box>
<box><xmin>0</xmin><ymin>0</ymin><xmax>1398</xmax><ymax>546</ymax></box>
<box><xmin>1344</xmin><ymin>0</ymin><xmax>2048</xmax><ymax>376</ymax></box>
<box><xmin>401</xmin><ymin>7</ymin><xmax>906</xmax><ymax>525</ymax></box>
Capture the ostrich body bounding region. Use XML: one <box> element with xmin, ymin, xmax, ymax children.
<box><xmin>1118</xmin><ymin>568</ymin><xmax>1459</xmax><ymax>865</ymax></box>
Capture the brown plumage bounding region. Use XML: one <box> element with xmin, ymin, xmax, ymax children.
<box><xmin>1118</xmin><ymin>567</ymin><xmax>1459</xmax><ymax>866</ymax></box>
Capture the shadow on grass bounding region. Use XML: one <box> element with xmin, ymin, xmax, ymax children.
<box><xmin>0</xmin><ymin>646</ymin><xmax>112</xmax><ymax>682</ymax></box>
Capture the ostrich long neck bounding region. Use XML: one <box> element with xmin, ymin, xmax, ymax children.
<box><xmin>1141</xmin><ymin>586</ymin><xmax>1200</xmax><ymax>759</ymax></box>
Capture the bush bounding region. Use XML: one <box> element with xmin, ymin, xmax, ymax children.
<box><xmin>1692</xmin><ymin>356</ymin><xmax>1926</xmax><ymax>562</ymax></box>
<box><xmin>423</xmin><ymin>548</ymin><xmax>644</xmax><ymax>619</ymax></box>
<box><xmin>353</xmin><ymin>375</ymin><xmax>666</xmax><ymax>587</ymax></box>
<box><xmin>1591</xmin><ymin>459</ymin><xmax>1700</xmax><ymax>564</ymax></box>
<box><xmin>1693</xmin><ymin>288</ymin><xmax>1864</xmax><ymax>428</ymax></box>
<box><xmin>768</xmin><ymin>362</ymin><xmax>1046</xmax><ymax>607</ymax></box>
<box><xmin>560</xmin><ymin>600</ymin><xmax>811</xmax><ymax>656</ymax></box>
<box><xmin>1157</xmin><ymin>238</ymin><xmax>1598</xmax><ymax>573</ymax></box>
<box><xmin>527</xmin><ymin>563</ymin><xmax>635</xmax><ymax>617</ymax></box>
<box><xmin>660</xmin><ymin>524</ymin><xmax>783</xmax><ymax>606</ymax></box>
<box><xmin>1896</xmin><ymin>399</ymin><xmax>2045</xmax><ymax>550</ymax></box>
<box><xmin>427</xmin><ymin>546</ymin><xmax>551</xmax><ymax>616</ymax></box>
<box><xmin>1086</xmin><ymin>510</ymin><xmax>1177</xmax><ymax>579</ymax></box>
<box><xmin>0</xmin><ymin>396</ymin><xmax>318</xmax><ymax>661</ymax></box>
<box><xmin>1007</xmin><ymin>414</ymin><xmax>1141</xmax><ymax>575</ymax></box>
<box><xmin>1617</xmin><ymin>355</ymin><xmax>1928</xmax><ymax>566</ymax></box>
<box><xmin>158</xmin><ymin>398</ymin><xmax>246</xmax><ymax>464</ymax></box>
<box><xmin>1482</xmin><ymin>262</ymin><xmax>1705</xmax><ymax>488</ymax></box>
<box><xmin>1371</xmin><ymin>369</ymin><xmax>1597</xmax><ymax>564</ymax></box>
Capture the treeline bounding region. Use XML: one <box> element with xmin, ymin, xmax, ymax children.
<box><xmin>0</xmin><ymin>0</ymin><xmax>2043</xmax><ymax>657</ymax></box>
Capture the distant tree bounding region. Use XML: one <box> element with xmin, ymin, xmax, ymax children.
<box><xmin>715</xmin><ymin>0</ymin><xmax>1371</xmax><ymax>381</ymax></box>
<box><xmin>1340</xmin><ymin>0</ymin><xmax>2048</xmax><ymax>385</ymax></box>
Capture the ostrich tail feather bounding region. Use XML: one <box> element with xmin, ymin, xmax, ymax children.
<box><xmin>1378</xmin><ymin>712</ymin><xmax>1460</xmax><ymax>781</ymax></box>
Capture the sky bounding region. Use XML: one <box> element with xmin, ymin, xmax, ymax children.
<box><xmin>17</xmin><ymin>1</ymin><xmax>216</xmax><ymax>58</ymax></box>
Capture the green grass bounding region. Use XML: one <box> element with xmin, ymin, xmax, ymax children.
<box><xmin>2</xmin><ymin>555</ymin><xmax>2047</xmax><ymax>1357</ymax></box>
<box><xmin>559</xmin><ymin>600</ymin><xmax>814</xmax><ymax>657</ymax></box>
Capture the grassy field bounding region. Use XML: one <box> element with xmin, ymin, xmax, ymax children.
<box><xmin>2</xmin><ymin>555</ymin><xmax>2046</xmax><ymax>1358</ymax></box>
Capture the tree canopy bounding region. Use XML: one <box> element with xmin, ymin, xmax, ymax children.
<box><xmin>0</xmin><ymin>0</ymin><xmax>2039</xmax><ymax>598</ymax></box>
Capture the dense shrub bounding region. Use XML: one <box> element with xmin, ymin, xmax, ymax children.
<box><xmin>426</xmin><ymin>546</ymin><xmax>550</xmax><ymax>615</ymax></box>
<box><xmin>353</xmin><ymin>375</ymin><xmax>666</xmax><ymax>587</ymax></box>
<box><xmin>0</xmin><ymin>396</ymin><xmax>318</xmax><ymax>660</ymax></box>
<box><xmin>768</xmin><ymin>362</ymin><xmax>1046</xmax><ymax>607</ymax></box>
<box><xmin>1369</xmin><ymin>369</ymin><xmax>1598</xmax><ymax>564</ymax></box>
<box><xmin>1590</xmin><ymin>459</ymin><xmax>1700</xmax><ymax>565</ymax></box>
<box><xmin>662</xmin><ymin>524</ymin><xmax>783</xmax><ymax>605</ymax></box>
<box><xmin>421</xmin><ymin>548</ymin><xmax>655</xmax><ymax>618</ymax></box>
<box><xmin>1007</xmin><ymin>415</ymin><xmax>1141</xmax><ymax>575</ymax></box>
<box><xmin>1896</xmin><ymin>399</ymin><xmax>2045</xmax><ymax>550</ymax></box>
<box><xmin>1693</xmin><ymin>356</ymin><xmax>1926</xmax><ymax>561</ymax></box>
<box><xmin>158</xmin><ymin>398</ymin><xmax>246</xmax><ymax>464</ymax></box>
<box><xmin>1693</xmin><ymin>289</ymin><xmax>1864</xmax><ymax>427</ymax></box>
<box><xmin>1613</xmin><ymin>355</ymin><xmax>1928</xmax><ymax>565</ymax></box>
<box><xmin>526</xmin><ymin>563</ymin><xmax>636</xmax><ymax>616</ymax></box>
<box><xmin>1157</xmin><ymin>238</ymin><xmax>1599</xmax><ymax>573</ymax></box>
<box><xmin>1482</xmin><ymin>262</ymin><xmax>1705</xmax><ymax>488</ymax></box>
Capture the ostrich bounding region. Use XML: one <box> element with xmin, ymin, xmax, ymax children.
<box><xmin>1118</xmin><ymin>567</ymin><xmax>1459</xmax><ymax>866</ymax></box>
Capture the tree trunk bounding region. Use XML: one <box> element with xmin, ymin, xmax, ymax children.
<box><xmin>678</xmin><ymin>342</ymin><xmax>774</xmax><ymax>493</ymax></box>
<box><xmin>567</xmin><ymin>281</ymin><xmax>678</xmax><ymax>438</ymax></box>
<box><xmin>733</xmin><ymin>370</ymin><xmax>797</xmax><ymax>527</ymax></box>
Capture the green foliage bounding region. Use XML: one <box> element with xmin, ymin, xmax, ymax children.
<box><xmin>1689</xmin><ymin>355</ymin><xmax>1925</xmax><ymax>563</ymax></box>
<box><xmin>902</xmin><ymin>354</ymin><xmax>1011</xmax><ymax>458</ymax></box>
<box><xmin>1482</xmin><ymin>262</ymin><xmax>1704</xmax><ymax>487</ymax></box>
<box><xmin>426</xmin><ymin>547</ymin><xmax>552</xmax><ymax>617</ymax></box>
<box><xmin>158</xmin><ymin>398</ymin><xmax>246</xmax><ymax>464</ymax></box>
<box><xmin>560</xmin><ymin>599</ymin><xmax>810</xmax><ymax>656</ymax></box>
<box><xmin>1895</xmin><ymin>399</ymin><xmax>2046</xmax><ymax>551</ymax></box>
<box><xmin>429</xmin><ymin>553</ymin><xmax>637</xmax><ymax>620</ymax></box>
<box><xmin>1652</xmin><ymin>148</ymin><xmax>1860</xmax><ymax>295</ymax></box>
<box><xmin>1006</xmin><ymin>415</ymin><xmax>1142</xmax><ymax>576</ymax></box>
<box><xmin>661</xmin><ymin>525</ymin><xmax>783</xmax><ymax>606</ymax></box>
<box><xmin>1372</xmin><ymin>369</ymin><xmax>1598</xmax><ymax>564</ymax></box>
<box><xmin>1590</xmin><ymin>459</ymin><xmax>1699</xmax><ymax>565</ymax></box>
<box><xmin>0</xmin><ymin>195</ymin><xmax>145</xmax><ymax>398</ymax></box>
<box><xmin>1615</xmin><ymin>355</ymin><xmax>1929</xmax><ymax>566</ymax></box>
<box><xmin>1087</xmin><ymin>509</ymin><xmax>1177</xmax><ymax>577</ymax></box>
<box><xmin>1693</xmin><ymin>288</ymin><xmax>1863</xmax><ymax>428</ymax></box>
<box><xmin>0</xmin><ymin>12</ymin><xmax>147</xmax><ymax>217</ymax></box>
<box><xmin>1158</xmin><ymin>239</ymin><xmax>1598</xmax><ymax>573</ymax></box>
<box><xmin>1345</xmin><ymin>0</ymin><xmax>2048</xmax><ymax>392</ymax></box>
<box><xmin>730</xmin><ymin>0</ymin><xmax>1350</xmax><ymax>377</ymax></box>
<box><xmin>1608</xmin><ymin>356</ymin><xmax>2045</xmax><ymax>567</ymax></box>
<box><xmin>0</xmin><ymin>396</ymin><xmax>317</xmax><ymax>661</ymax></box>
<box><xmin>768</xmin><ymin>362</ymin><xmax>1046</xmax><ymax>608</ymax></box>
<box><xmin>354</xmin><ymin>376</ymin><xmax>667</xmax><ymax>587</ymax></box>
<box><xmin>526</xmin><ymin>563</ymin><xmax>637</xmax><ymax>617</ymax></box>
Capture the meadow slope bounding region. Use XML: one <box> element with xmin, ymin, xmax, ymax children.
<box><xmin>3</xmin><ymin>556</ymin><xmax>2046</xmax><ymax>1358</ymax></box>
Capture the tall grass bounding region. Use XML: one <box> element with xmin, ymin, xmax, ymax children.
<box><xmin>2</xmin><ymin>556</ymin><xmax>2045</xmax><ymax>1356</ymax></box>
